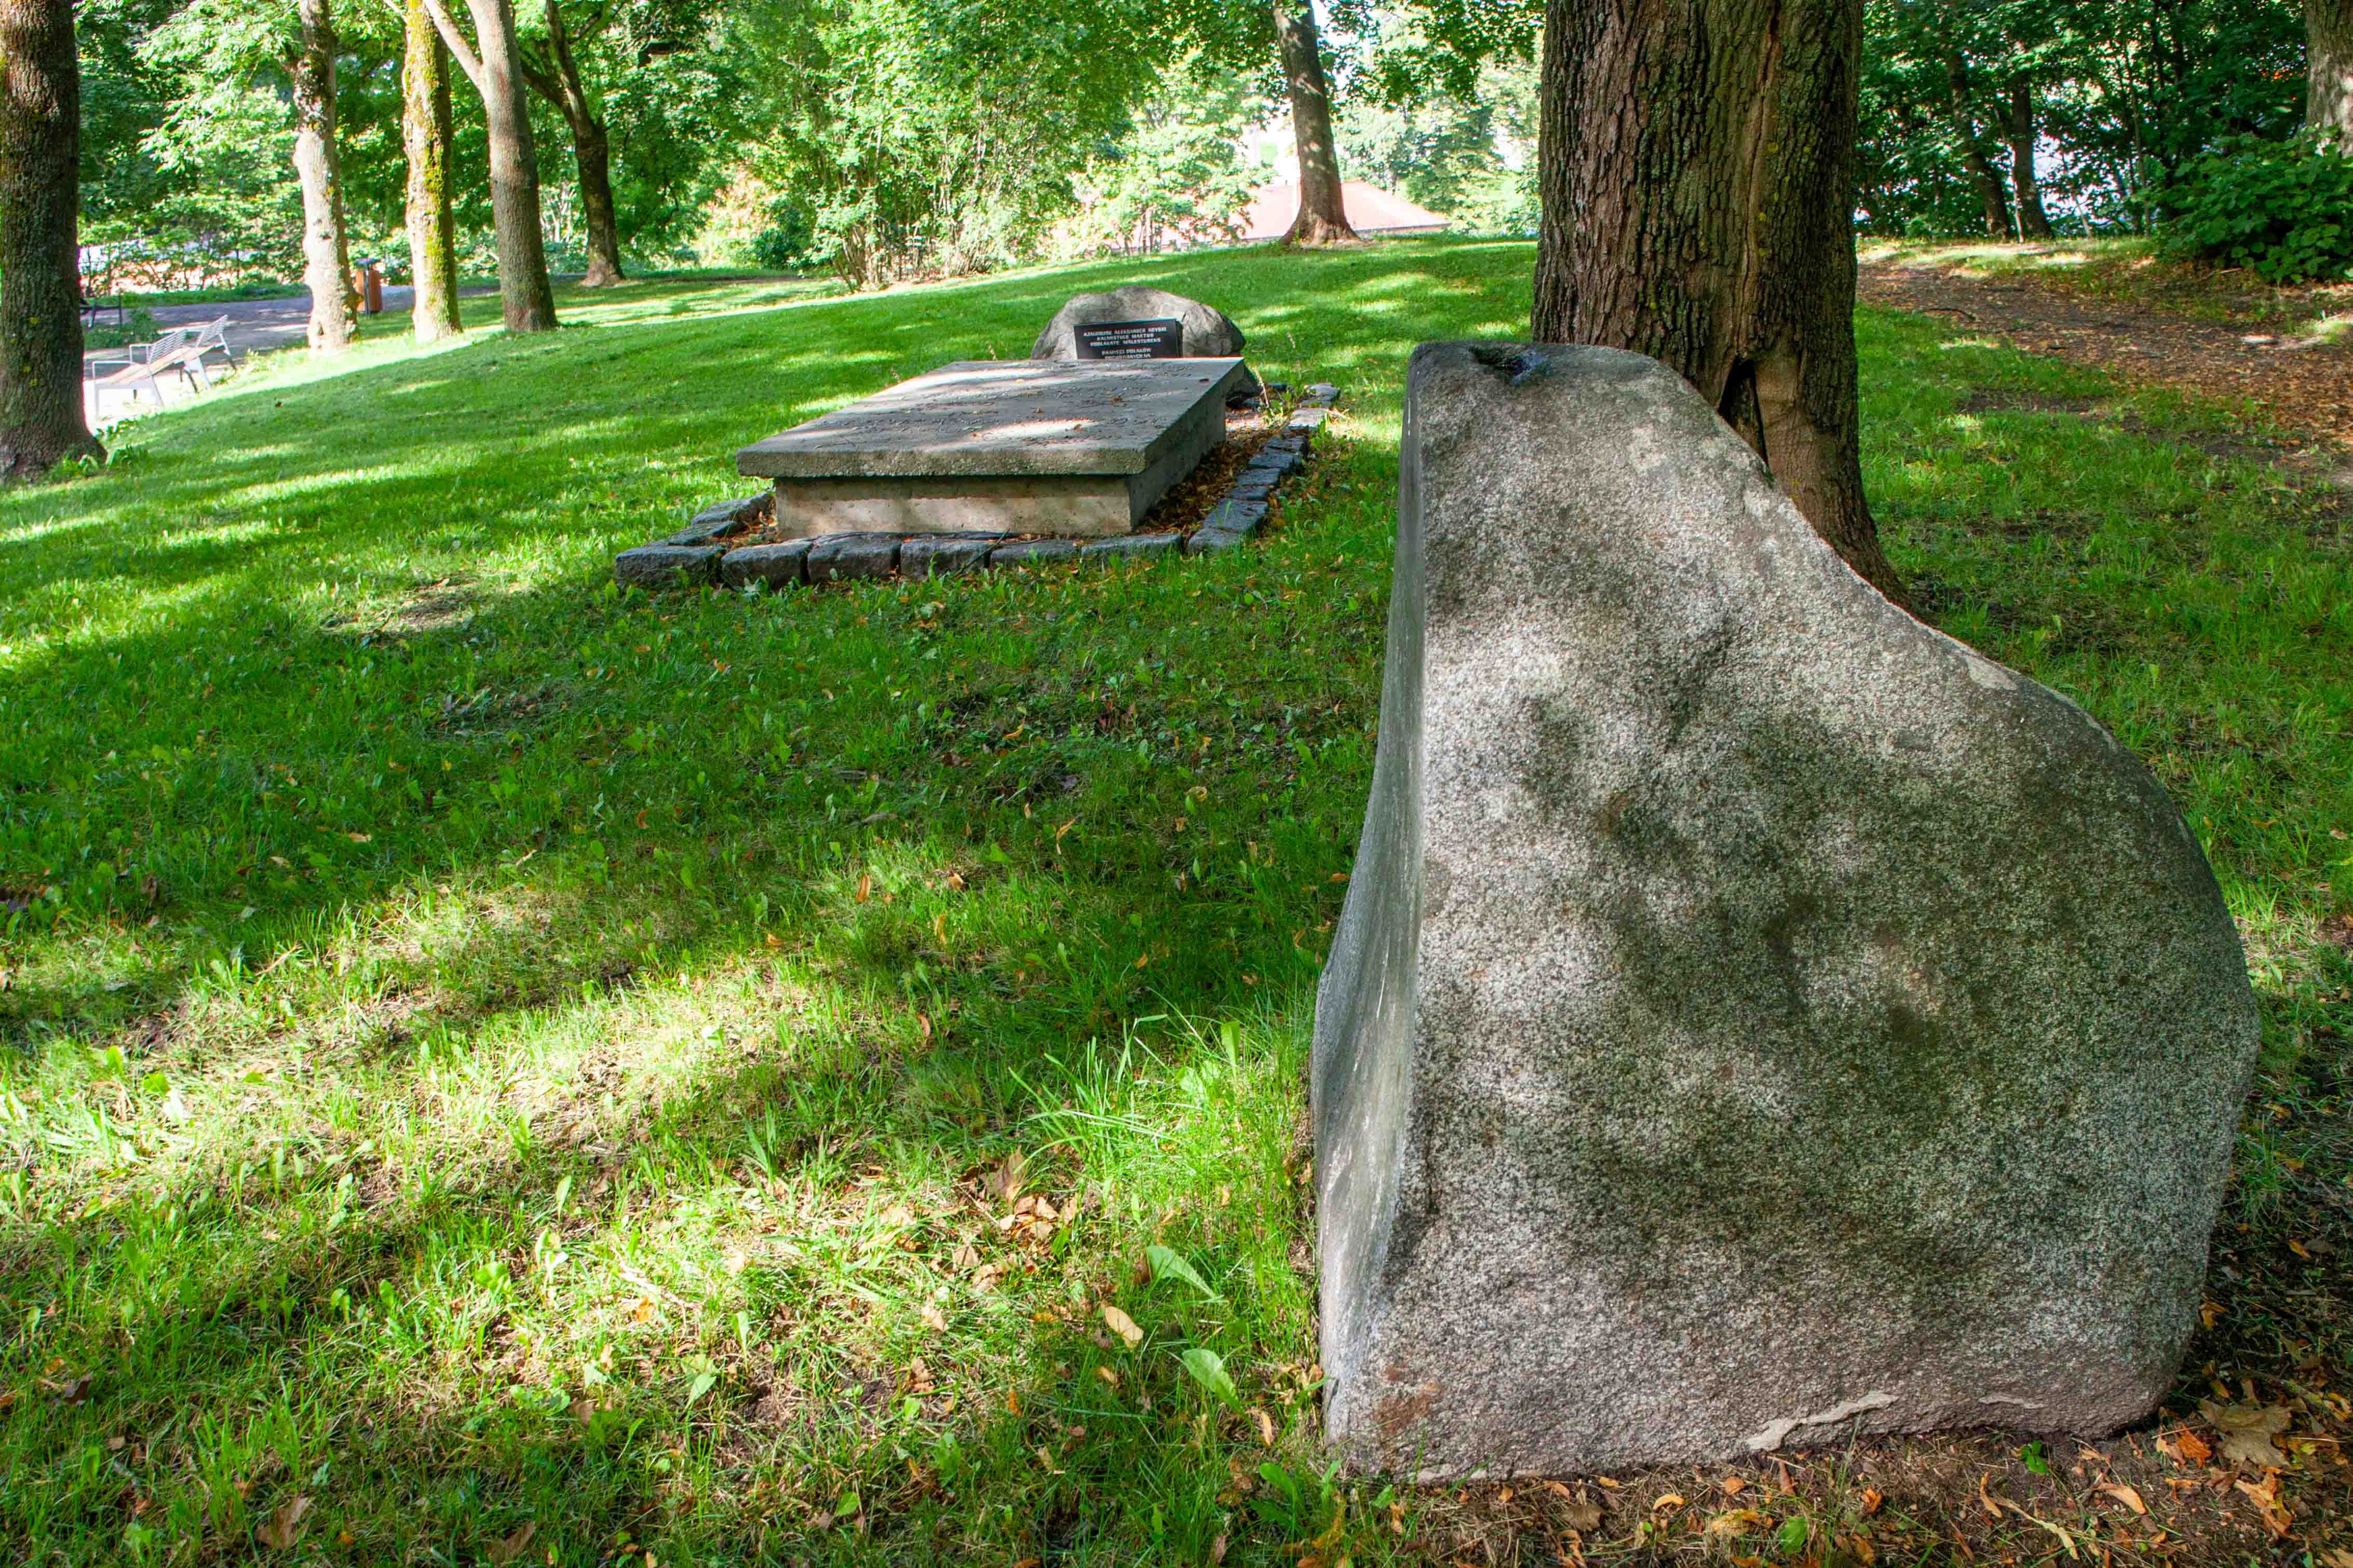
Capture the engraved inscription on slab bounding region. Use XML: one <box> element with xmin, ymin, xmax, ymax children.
<box><xmin>1073</xmin><ymin>318</ymin><xmax>1184</xmax><ymax>361</ymax></box>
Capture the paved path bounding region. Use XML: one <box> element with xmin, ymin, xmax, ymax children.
<box><xmin>83</xmin><ymin>286</ymin><xmax>489</xmax><ymax>429</ymax></box>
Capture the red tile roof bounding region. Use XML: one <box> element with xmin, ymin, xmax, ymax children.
<box><xmin>1239</xmin><ymin>181</ymin><xmax>1451</xmax><ymax>242</ymax></box>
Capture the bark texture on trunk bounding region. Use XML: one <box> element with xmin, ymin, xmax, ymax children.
<box><xmin>422</xmin><ymin>0</ymin><xmax>558</xmax><ymax>332</ymax></box>
<box><xmin>402</xmin><ymin>0</ymin><xmax>463</xmax><ymax>342</ymax></box>
<box><xmin>1274</xmin><ymin>0</ymin><xmax>1357</xmax><ymax>246</ymax></box>
<box><xmin>2310</xmin><ymin>0</ymin><xmax>2353</xmax><ymax>147</ymax></box>
<box><xmin>2004</xmin><ymin>78</ymin><xmax>2054</xmax><ymax>238</ymax></box>
<box><xmin>0</xmin><ymin>0</ymin><xmax>100</xmax><ymax>474</ymax></box>
<box><xmin>1533</xmin><ymin>0</ymin><xmax>1902</xmax><ymax>603</ymax></box>
<box><xmin>520</xmin><ymin>0</ymin><xmax>623</xmax><ymax>286</ymax></box>
<box><xmin>292</xmin><ymin>0</ymin><xmax>356</xmax><ymax>352</ymax></box>
<box><xmin>1938</xmin><ymin>49</ymin><xmax>2012</xmax><ymax>238</ymax></box>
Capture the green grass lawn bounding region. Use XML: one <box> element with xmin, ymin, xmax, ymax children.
<box><xmin>2</xmin><ymin>240</ymin><xmax>2349</xmax><ymax>1566</ymax></box>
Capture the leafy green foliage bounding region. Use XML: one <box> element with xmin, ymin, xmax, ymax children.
<box><xmin>1336</xmin><ymin>52</ymin><xmax>1536</xmax><ymax>234</ymax></box>
<box><xmin>1065</xmin><ymin>62</ymin><xmax>1260</xmax><ymax>257</ymax></box>
<box><xmin>1859</xmin><ymin>0</ymin><xmax>2305</xmax><ymax>237</ymax></box>
<box><xmin>2161</xmin><ymin>134</ymin><xmax>2353</xmax><ymax>281</ymax></box>
<box><xmin>734</xmin><ymin>0</ymin><xmax>1182</xmax><ymax>285</ymax></box>
<box><xmin>749</xmin><ymin>195</ymin><xmax>816</xmax><ymax>269</ymax></box>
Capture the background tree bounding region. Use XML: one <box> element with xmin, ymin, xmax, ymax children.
<box><xmin>2000</xmin><ymin>74</ymin><xmax>2054</xmax><ymax>236</ymax></box>
<box><xmin>1939</xmin><ymin>43</ymin><xmax>2013</xmax><ymax>235</ymax></box>
<box><xmin>1273</xmin><ymin>0</ymin><xmax>1357</xmax><ymax>243</ymax></box>
<box><xmin>1333</xmin><ymin>2</ymin><xmax>1541</xmax><ymax>232</ymax></box>
<box><xmin>126</xmin><ymin>0</ymin><xmax>402</xmax><ymax>287</ymax></box>
<box><xmin>422</xmin><ymin>0</ymin><xmax>558</xmax><ymax>330</ymax></box>
<box><xmin>518</xmin><ymin>0</ymin><xmax>621</xmax><ymax>285</ymax></box>
<box><xmin>1858</xmin><ymin>0</ymin><xmax>2303</xmax><ymax>237</ymax></box>
<box><xmin>402</xmin><ymin>0</ymin><xmax>462</xmax><ymax>339</ymax></box>
<box><xmin>291</xmin><ymin>0</ymin><xmax>357</xmax><ymax>350</ymax></box>
<box><xmin>2310</xmin><ymin>0</ymin><xmax>2353</xmax><ymax>144</ymax></box>
<box><xmin>0</xmin><ymin>0</ymin><xmax>103</xmax><ymax>474</ymax></box>
<box><xmin>1069</xmin><ymin>62</ymin><xmax>1259</xmax><ymax>253</ymax></box>
<box><xmin>1535</xmin><ymin>0</ymin><xmax>1901</xmax><ymax>600</ymax></box>
<box><xmin>736</xmin><ymin>0</ymin><xmax>1172</xmax><ymax>286</ymax></box>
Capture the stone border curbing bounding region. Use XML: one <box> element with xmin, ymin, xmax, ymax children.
<box><xmin>615</xmin><ymin>382</ymin><xmax>1341</xmax><ymax>590</ymax></box>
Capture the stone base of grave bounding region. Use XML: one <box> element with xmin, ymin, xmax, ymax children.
<box><xmin>1313</xmin><ymin>343</ymin><xmax>2258</xmax><ymax>1478</ymax></box>
<box><xmin>616</xmin><ymin>383</ymin><xmax>1340</xmax><ymax>591</ymax></box>
<box><xmin>760</xmin><ymin>399</ymin><xmax>1225</xmax><ymax>538</ymax></box>
<box><xmin>738</xmin><ymin>358</ymin><xmax>1245</xmax><ymax>540</ymax></box>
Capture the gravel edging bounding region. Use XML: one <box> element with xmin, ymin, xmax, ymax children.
<box><xmin>615</xmin><ymin>382</ymin><xmax>1340</xmax><ymax>591</ymax></box>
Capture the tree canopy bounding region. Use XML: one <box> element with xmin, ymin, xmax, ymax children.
<box><xmin>39</xmin><ymin>0</ymin><xmax>2353</xmax><ymax>295</ymax></box>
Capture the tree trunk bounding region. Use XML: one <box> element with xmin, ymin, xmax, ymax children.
<box><xmin>0</xmin><ymin>0</ymin><xmax>100</xmax><ymax>474</ymax></box>
<box><xmin>422</xmin><ymin>0</ymin><xmax>558</xmax><ymax>331</ymax></box>
<box><xmin>291</xmin><ymin>0</ymin><xmax>356</xmax><ymax>353</ymax></box>
<box><xmin>1941</xmin><ymin>50</ymin><xmax>2013</xmax><ymax>238</ymax></box>
<box><xmin>2309</xmin><ymin>0</ymin><xmax>2353</xmax><ymax>148</ymax></box>
<box><xmin>520</xmin><ymin>0</ymin><xmax>623</xmax><ymax>286</ymax></box>
<box><xmin>1533</xmin><ymin>0</ymin><xmax>1903</xmax><ymax>604</ymax></box>
<box><xmin>1274</xmin><ymin>0</ymin><xmax>1356</xmax><ymax>246</ymax></box>
<box><xmin>402</xmin><ymin>0</ymin><xmax>463</xmax><ymax>342</ymax></box>
<box><xmin>2003</xmin><ymin>78</ymin><xmax>2054</xmax><ymax>238</ymax></box>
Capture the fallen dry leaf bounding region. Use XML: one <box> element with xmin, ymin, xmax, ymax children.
<box><xmin>2199</xmin><ymin>1399</ymin><xmax>2292</xmax><ymax>1470</ymax></box>
<box><xmin>1254</xmin><ymin>1408</ymin><xmax>1275</xmax><ymax>1446</ymax></box>
<box><xmin>1561</xmin><ymin>1491</ymin><xmax>1603</xmax><ymax>1533</ymax></box>
<box><xmin>920</xmin><ymin>1302</ymin><xmax>947</xmax><ymax>1332</ymax></box>
<box><xmin>1652</xmin><ymin>1493</ymin><xmax>1687</xmax><ymax>1513</ymax></box>
<box><xmin>255</xmin><ymin>1495</ymin><xmax>310</xmax><ymax>1551</ymax></box>
<box><xmin>1706</xmin><ymin>1509</ymin><xmax>1765</xmax><ymax>1538</ymax></box>
<box><xmin>988</xmin><ymin>1151</ymin><xmax>1026</xmax><ymax>1203</ymax></box>
<box><xmin>1860</xmin><ymin>1487</ymin><xmax>1884</xmax><ymax>1516</ymax></box>
<box><xmin>1101</xmin><ymin>1304</ymin><xmax>1143</xmax><ymax>1348</ymax></box>
<box><xmin>2100</xmin><ymin>1482</ymin><xmax>2149</xmax><ymax>1515</ymax></box>
<box><xmin>2234</xmin><ymin>1474</ymin><xmax>2292</xmax><ymax>1538</ymax></box>
<box><xmin>2172</xmin><ymin>1427</ymin><xmax>2214</xmax><ymax>1466</ymax></box>
<box><xmin>1209</xmin><ymin>1534</ymin><xmax>1228</xmax><ymax>1565</ymax></box>
<box><xmin>484</xmin><ymin>1522</ymin><xmax>535</xmax><ymax>1564</ymax></box>
<box><xmin>1721</xmin><ymin>1476</ymin><xmax>1746</xmax><ymax>1496</ymax></box>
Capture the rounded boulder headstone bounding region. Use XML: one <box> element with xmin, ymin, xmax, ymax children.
<box><xmin>1032</xmin><ymin>287</ymin><xmax>1259</xmax><ymax>400</ymax></box>
<box><xmin>1313</xmin><ymin>342</ymin><xmax>2260</xmax><ymax>1478</ymax></box>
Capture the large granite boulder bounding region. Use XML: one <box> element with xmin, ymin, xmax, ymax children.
<box><xmin>1314</xmin><ymin>342</ymin><xmax>2259</xmax><ymax>1478</ymax></box>
<box><xmin>1031</xmin><ymin>286</ymin><xmax>1259</xmax><ymax>401</ymax></box>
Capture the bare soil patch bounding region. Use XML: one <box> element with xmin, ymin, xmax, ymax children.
<box><xmin>1861</xmin><ymin>257</ymin><xmax>2353</xmax><ymax>465</ymax></box>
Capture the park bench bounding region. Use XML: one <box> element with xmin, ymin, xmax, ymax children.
<box><xmin>85</xmin><ymin>316</ymin><xmax>236</xmax><ymax>416</ymax></box>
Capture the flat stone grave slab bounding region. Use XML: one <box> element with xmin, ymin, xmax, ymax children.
<box><xmin>736</xmin><ymin>358</ymin><xmax>1246</xmax><ymax>539</ymax></box>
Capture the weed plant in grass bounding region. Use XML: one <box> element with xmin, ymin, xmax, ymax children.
<box><xmin>0</xmin><ymin>242</ymin><xmax>2347</xmax><ymax>1564</ymax></box>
